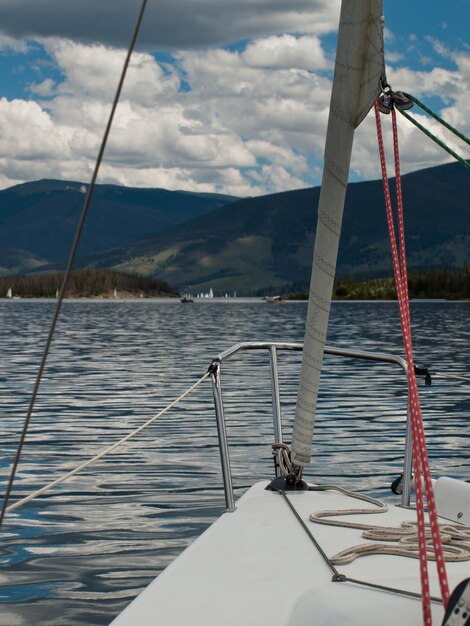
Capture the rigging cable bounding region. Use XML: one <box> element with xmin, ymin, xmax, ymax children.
<box><xmin>375</xmin><ymin>100</ymin><xmax>450</xmax><ymax>625</ymax></box>
<box><xmin>395</xmin><ymin>95</ymin><xmax>470</xmax><ymax>170</ymax></box>
<box><xmin>0</xmin><ymin>0</ymin><xmax>149</xmax><ymax>531</ymax></box>
<box><xmin>405</xmin><ymin>95</ymin><xmax>470</xmax><ymax>146</ymax></box>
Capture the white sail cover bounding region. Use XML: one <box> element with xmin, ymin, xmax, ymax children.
<box><xmin>292</xmin><ymin>0</ymin><xmax>385</xmax><ymax>467</ymax></box>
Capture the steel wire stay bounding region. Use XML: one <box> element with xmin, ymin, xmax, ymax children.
<box><xmin>0</xmin><ymin>0</ymin><xmax>149</xmax><ymax>531</ymax></box>
<box><xmin>392</xmin><ymin>93</ymin><xmax>470</xmax><ymax>170</ymax></box>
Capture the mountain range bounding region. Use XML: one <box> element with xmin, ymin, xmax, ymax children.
<box><xmin>0</xmin><ymin>179</ymin><xmax>237</xmax><ymax>275</ymax></box>
<box><xmin>0</xmin><ymin>162</ymin><xmax>468</xmax><ymax>293</ymax></box>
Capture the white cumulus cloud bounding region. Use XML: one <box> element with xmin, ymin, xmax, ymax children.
<box><xmin>243</xmin><ymin>35</ymin><xmax>329</xmax><ymax>71</ymax></box>
<box><xmin>0</xmin><ymin>11</ymin><xmax>468</xmax><ymax>196</ymax></box>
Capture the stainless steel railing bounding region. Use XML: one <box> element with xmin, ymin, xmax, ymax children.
<box><xmin>208</xmin><ymin>342</ymin><xmax>413</xmax><ymax>511</ymax></box>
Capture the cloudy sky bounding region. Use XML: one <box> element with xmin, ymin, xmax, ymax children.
<box><xmin>0</xmin><ymin>0</ymin><xmax>468</xmax><ymax>195</ymax></box>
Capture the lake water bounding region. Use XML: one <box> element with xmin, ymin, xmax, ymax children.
<box><xmin>0</xmin><ymin>299</ymin><xmax>468</xmax><ymax>626</ymax></box>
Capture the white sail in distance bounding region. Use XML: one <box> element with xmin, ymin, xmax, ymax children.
<box><xmin>292</xmin><ymin>0</ymin><xmax>385</xmax><ymax>467</ymax></box>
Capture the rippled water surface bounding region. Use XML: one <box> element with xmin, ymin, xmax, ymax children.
<box><xmin>0</xmin><ymin>299</ymin><xmax>468</xmax><ymax>625</ymax></box>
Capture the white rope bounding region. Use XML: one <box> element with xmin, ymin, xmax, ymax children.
<box><xmin>272</xmin><ymin>443</ymin><xmax>294</xmax><ymax>476</ymax></box>
<box><xmin>308</xmin><ymin>484</ymin><xmax>470</xmax><ymax>565</ymax></box>
<box><xmin>6</xmin><ymin>371</ymin><xmax>211</xmax><ymax>515</ymax></box>
<box><xmin>434</xmin><ymin>373</ymin><xmax>470</xmax><ymax>383</ymax></box>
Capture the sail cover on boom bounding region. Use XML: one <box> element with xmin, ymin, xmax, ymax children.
<box><xmin>292</xmin><ymin>0</ymin><xmax>385</xmax><ymax>468</ymax></box>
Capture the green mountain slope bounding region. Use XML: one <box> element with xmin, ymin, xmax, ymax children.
<box><xmin>0</xmin><ymin>244</ymin><xmax>46</xmax><ymax>277</ymax></box>
<box><xmin>78</xmin><ymin>162</ymin><xmax>469</xmax><ymax>293</ymax></box>
<box><xmin>0</xmin><ymin>179</ymin><xmax>238</xmax><ymax>270</ymax></box>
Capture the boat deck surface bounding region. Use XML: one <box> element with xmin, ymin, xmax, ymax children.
<box><xmin>110</xmin><ymin>481</ymin><xmax>469</xmax><ymax>625</ymax></box>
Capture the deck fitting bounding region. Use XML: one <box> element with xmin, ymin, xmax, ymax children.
<box><xmin>266</xmin><ymin>476</ymin><xmax>308</xmax><ymax>491</ymax></box>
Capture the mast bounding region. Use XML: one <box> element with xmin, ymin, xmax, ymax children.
<box><xmin>291</xmin><ymin>0</ymin><xmax>385</xmax><ymax>469</ymax></box>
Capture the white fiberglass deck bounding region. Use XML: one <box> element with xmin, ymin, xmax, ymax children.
<box><xmin>111</xmin><ymin>481</ymin><xmax>469</xmax><ymax>626</ymax></box>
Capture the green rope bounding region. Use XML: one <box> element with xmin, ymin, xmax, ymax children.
<box><xmin>409</xmin><ymin>95</ymin><xmax>470</xmax><ymax>146</ymax></box>
<box><xmin>397</xmin><ymin>107</ymin><xmax>470</xmax><ymax>171</ymax></box>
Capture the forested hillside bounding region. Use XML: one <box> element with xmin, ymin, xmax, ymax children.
<box><xmin>331</xmin><ymin>269</ymin><xmax>470</xmax><ymax>300</ymax></box>
<box><xmin>0</xmin><ymin>269</ymin><xmax>178</xmax><ymax>298</ymax></box>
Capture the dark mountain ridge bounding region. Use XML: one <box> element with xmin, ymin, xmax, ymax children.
<box><xmin>0</xmin><ymin>179</ymin><xmax>238</xmax><ymax>275</ymax></box>
<box><xmin>76</xmin><ymin>161</ymin><xmax>469</xmax><ymax>293</ymax></box>
<box><xmin>1</xmin><ymin>162</ymin><xmax>468</xmax><ymax>293</ymax></box>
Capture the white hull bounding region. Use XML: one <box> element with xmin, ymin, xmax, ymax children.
<box><xmin>111</xmin><ymin>481</ymin><xmax>467</xmax><ymax>625</ymax></box>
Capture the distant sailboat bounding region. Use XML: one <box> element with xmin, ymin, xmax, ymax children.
<box><xmin>113</xmin><ymin>288</ymin><xmax>118</xmax><ymax>299</ymax></box>
<box><xmin>264</xmin><ymin>295</ymin><xmax>283</xmax><ymax>304</ymax></box>
<box><xmin>6</xmin><ymin>287</ymin><xmax>12</xmax><ymax>299</ymax></box>
<box><xmin>209</xmin><ymin>288</ymin><xmax>214</xmax><ymax>299</ymax></box>
<box><xmin>56</xmin><ymin>289</ymin><xmax>59</xmax><ymax>299</ymax></box>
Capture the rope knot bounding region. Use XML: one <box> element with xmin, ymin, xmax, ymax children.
<box><xmin>272</xmin><ymin>443</ymin><xmax>293</xmax><ymax>477</ymax></box>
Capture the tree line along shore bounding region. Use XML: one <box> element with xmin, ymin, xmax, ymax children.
<box><xmin>0</xmin><ymin>269</ymin><xmax>179</xmax><ymax>298</ymax></box>
<box><xmin>0</xmin><ymin>268</ymin><xmax>468</xmax><ymax>300</ymax></box>
<box><xmin>285</xmin><ymin>269</ymin><xmax>470</xmax><ymax>301</ymax></box>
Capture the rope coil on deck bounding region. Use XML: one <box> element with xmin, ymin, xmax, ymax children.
<box><xmin>308</xmin><ymin>485</ymin><xmax>470</xmax><ymax>566</ymax></box>
<box><xmin>279</xmin><ymin>485</ymin><xmax>445</xmax><ymax>604</ymax></box>
<box><xmin>274</xmin><ymin>446</ymin><xmax>470</xmax><ymax>606</ymax></box>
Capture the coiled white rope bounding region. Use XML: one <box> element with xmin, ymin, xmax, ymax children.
<box><xmin>308</xmin><ymin>484</ymin><xmax>470</xmax><ymax>565</ymax></box>
<box><xmin>5</xmin><ymin>371</ymin><xmax>210</xmax><ymax>516</ymax></box>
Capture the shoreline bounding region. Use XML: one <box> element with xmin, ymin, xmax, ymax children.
<box><xmin>1</xmin><ymin>296</ymin><xmax>468</xmax><ymax>303</ymax></box>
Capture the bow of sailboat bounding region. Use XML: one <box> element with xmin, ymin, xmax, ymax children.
<box><xmin>108</xmin><ymin>1</ymin><xmax>470</xmax><ymax>624</ymax></box>
<box><xmin>110</xmin><ymin>480</ymin><xmax>469</xmax><ymax>626</ymax></box>
<box><xmin>107</xmin><ymin>0</ymin><xmax>470</xmax><ymax>622</ymax></box>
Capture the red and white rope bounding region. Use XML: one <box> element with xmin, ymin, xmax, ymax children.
<box><xmin>374</xmin><ymin>101</ymin><xmax>450</xmax><ymax>625</ymax></box>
